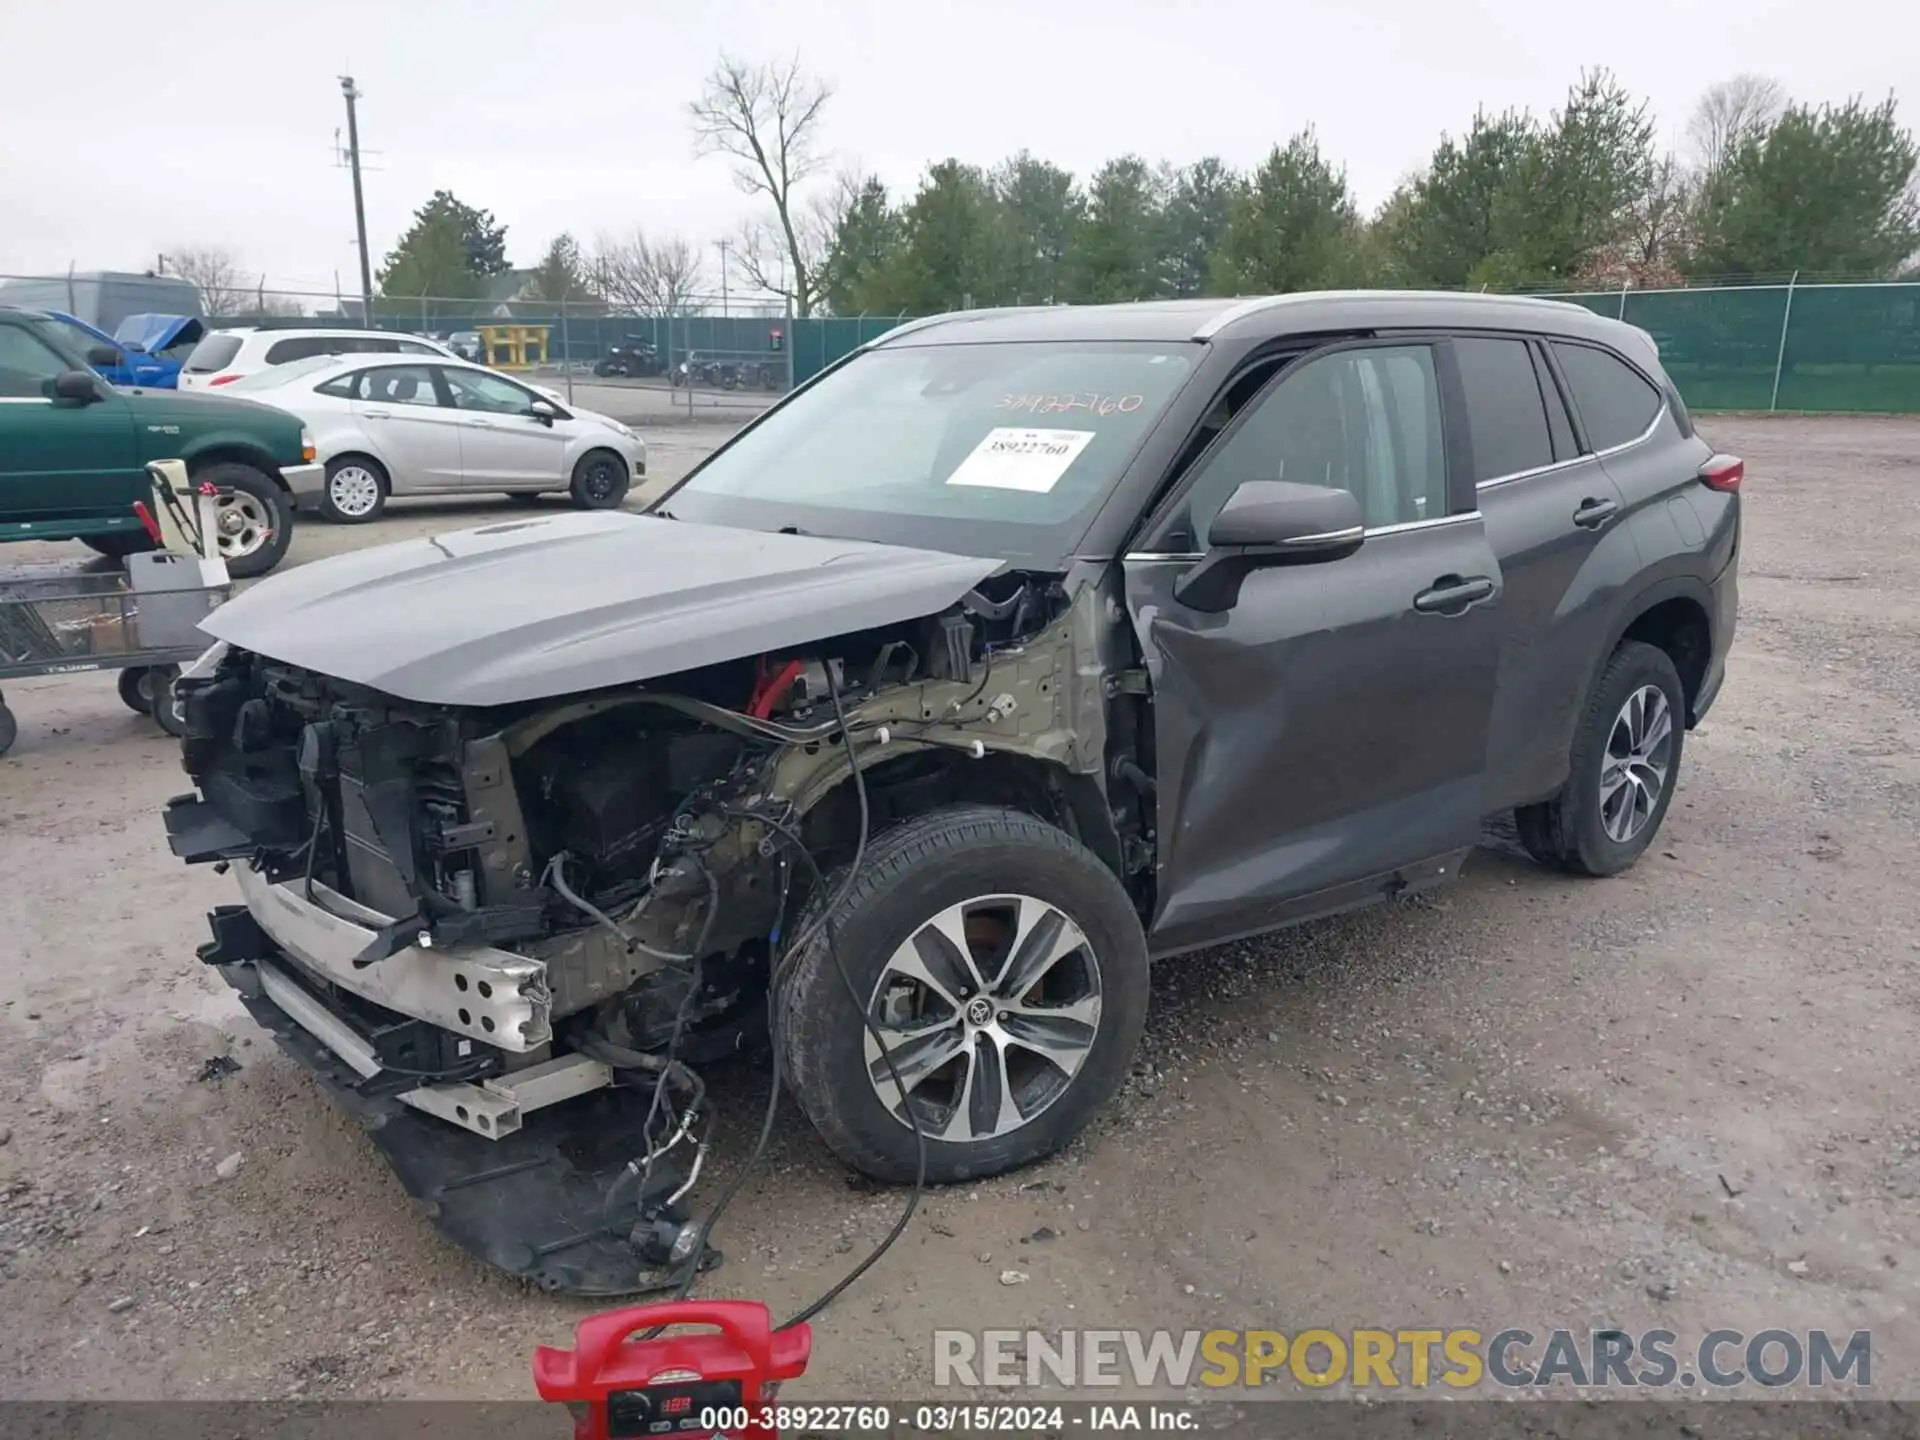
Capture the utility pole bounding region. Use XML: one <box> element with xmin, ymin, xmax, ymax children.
<box><xmin>716</xmin><ymin>239</ymin><xmax>731</xmax><ymax>317</ymax></box>
<box><xmin>339</xmin><ymin>75</ymin><xmax>374</xmax><ymax>321</ymax></box>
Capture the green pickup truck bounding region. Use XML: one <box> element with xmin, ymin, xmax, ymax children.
<box><xmin>0</xmin><ymin>306</ymin><xmax>319</xmax><ymax>577</ymax></box>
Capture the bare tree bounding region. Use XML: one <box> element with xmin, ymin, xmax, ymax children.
<box><xmin>1686</xmin><ymin>75</ymin><xmax>1786</xmax><ymax>176</ymax></box>
<box><xmin>1625</xmin><ymin>153</ymin><xmax>1696</xmax><ymax>280</ymax></box>
<box><xmin>164</xmin><ymin>246</ymin><xmax>248</xmax><ymax>315</ymax></box>
<box><xmin>590</xmin><ymin>231</ymin><xmax>708</xmax><ymax>315</ymax></box>
<box><xmin>688</xmin><ymin>54</ymin><xmax>834</xmax><ymax>315</ymax></box>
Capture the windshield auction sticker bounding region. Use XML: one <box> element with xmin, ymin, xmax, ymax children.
<box><xmin>945</xmin><ymin>427</ymin><xmax>1097</xmax><ymax>493</ymax></box>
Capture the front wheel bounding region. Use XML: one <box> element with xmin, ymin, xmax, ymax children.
<box><xmin>780</xmin><ymin>805</ymin><xmax>1150</xmax><ymax>1184</ymax></box>
<box><xmin>193</xmin><ymin>461</ymin><xmax>292</xmax><ymax>578</ymax></box>
<box><xmin>569</xmin><ymin>450</ymin><xmax>629</xmax><ymax>510</ymax></box>
<box><xmin>1516</xmin><ymin>640</ymin><xmax>1686</xmax><ymax>877</ymax></box>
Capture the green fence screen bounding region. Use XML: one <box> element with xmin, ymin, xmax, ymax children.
<box><xmin>1543</xmin><ymin>282</ymin><xmax>1920</xmax><ymax>413</ymax></box>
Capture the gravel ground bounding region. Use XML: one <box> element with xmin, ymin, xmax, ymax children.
<box><xmin>1</xmin><ymin>414</ymin><xmax>1916</xmax><ymax>1402</ymax></box>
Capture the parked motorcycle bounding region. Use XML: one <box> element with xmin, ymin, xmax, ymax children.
<box><xmin>592</xmin><ymin>336</ymin><xmax>660</xmax><ymax>378</ymax></box>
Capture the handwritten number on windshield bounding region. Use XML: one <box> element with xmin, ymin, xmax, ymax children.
<box><xmin>998</xmin><ymin>393</ymin><xmax>1145</xmax><ymax>417</ymax></box>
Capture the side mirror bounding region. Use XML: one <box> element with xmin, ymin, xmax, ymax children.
<box><xmin>1173</xmin><ymin>480</ymin><xmax>1365</xmax><ymax>613</ymax></box>
<box><xmin>52</xmin><ymin>370</ymin><xmax>103</xmax><ymax>404</ymax></box>
<box><xmin>86</xmin><ymin>344</ymin><xmax>123</xmax><ymax>368</ymax></box>
<box><xmin>528</xmin><ymin>399</ymin><xmax>558</xmax><ymax>425</ymax></box>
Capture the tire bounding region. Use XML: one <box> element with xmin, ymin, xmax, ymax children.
<box><xmin>192</xmin><ymin>461</ymin><xmax>292</xmax><ymax>579</ymax></box>
<box><xmin>1515</xmin><ymin>640</ymin><xmax>1686</xmax><ymax>878</ymax></box>
<box><xmin>149</xmin><ymin>665</ymin><xmax>186</xmax><ymax>738</ymax></box>
<box><xmin>780</xmin><ymin>805</ymin><xmax>1150</xmax><ymax>1184</ymax></box>
<box><xmin>319</xmin><ymin>455</ymin><xmax>388</xmax><ymax>524</ymax></box>
<box><xmin>82</xmin><ymin>532</ymin><xmax>157</xmax><ymax>562</ymax></box>
<box><xmin>0</xmin><ymin>702</ymin><xmax>15</xmax><ymax>759</ymax></box>
<box><xmin>569</xmin><ymin>449</ymin><xmax>630</xmax><ymax>510</ymax></box>
<box><xmin>117</xmin><ymin>667</ymin><xmax>153</xmax><ymax>715</ymax></box>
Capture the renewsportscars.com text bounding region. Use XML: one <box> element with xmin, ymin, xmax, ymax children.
<box><xmin>933</xmin><ymin>1327</ymin><xmax>1872</xmax><ymax>1390</ymax></box>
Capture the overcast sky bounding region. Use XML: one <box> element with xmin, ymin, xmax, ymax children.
<box><xmin>3</xmin><ymin>0</ymin><xmax>1913</xmax><ymax>301</ymax></box>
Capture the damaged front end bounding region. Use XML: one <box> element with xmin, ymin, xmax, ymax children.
<box><xmin>163</xmin><ymin>562</ymin><xmax>1135</xmax><ymax>1295</ymax></box>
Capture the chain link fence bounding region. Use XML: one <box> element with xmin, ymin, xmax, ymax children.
<box><xmin>6</xmin><ymin>269</ymin><xmax>1915</xmax><ymax>414</ymax></box>
<box><xmin>1530</xmin><ymin>280</ymin><xmax>1920</xmax><ymax>413</ymax></box>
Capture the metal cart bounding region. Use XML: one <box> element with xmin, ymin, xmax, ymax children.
<box><xmin>0</xmin><ymin>462</ymin><xmax>231</xmax><ymax>757</ymax></box>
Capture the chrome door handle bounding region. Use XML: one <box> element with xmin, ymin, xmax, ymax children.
<box><xmin>1413</xmin><ymin>575</ymin><xmax>1496</xmax><ymax>615</ymax></box>
<box><xmin>362</xmin><ymin>409</ymin><xmax>392</xmax><ymax>419</ymax></box>
<box><xmin>1573</xmin><ymin>497</ymin><xmax>1619</xmax><ymax>529</ymax></box>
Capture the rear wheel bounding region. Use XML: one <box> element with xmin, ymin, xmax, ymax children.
<box><xmin>0</xmin><ymin>701</ymin><xmax>15</xmax><ymax>758</ymax></box>
<box><xmin>1516</xmin><ymin>640</ymin><xmax>1686</xmax><ymax>877</ymax></box>
<box><xmin>569</xmin><ymin>450</ymin><xmax>629</xmax><ymax>510</ymax></box>
<box><xmin>320</xmin><ymin>456</ymin><xmax>388</xmax><ymax>523</ymax></box>
<box><xmin>780</xmin><ymin>805</ymin><xmax>1150</xmax><ymax>1184</ymax></box>
<box><xmin>193</xmin><ymin>461</ymin><xmax>292</xmax><ymax>578</ymax></box>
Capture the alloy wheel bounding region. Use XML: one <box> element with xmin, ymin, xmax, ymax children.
<box><xmin>1600</xmin><ymin>684</ymin><xmax>1674</xmax><ymax>843</ymax></box>
<box><xmin>862</xmin><ymin>894</ymin><xmax>1103</xmax><ymax>1142</ymax></box>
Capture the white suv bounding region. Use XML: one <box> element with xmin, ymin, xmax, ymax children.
<box><xmin>178</xmin><ymin>327</ymin><xmax>460</xmax><ymax>390</ymax></box>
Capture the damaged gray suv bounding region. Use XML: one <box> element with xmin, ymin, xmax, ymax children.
<box><xmin>164</xmin><ymin>292</ymin><xmax>1739</xmax><ymax>1294</ymax></box>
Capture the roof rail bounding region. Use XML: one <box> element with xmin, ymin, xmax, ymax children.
<box><xmin>1190</xmin><ymin>295</ymin><xmax>1301</xmax><ymax>340</ymax></box>
<box><xmin>869</xmin><ymin>302</ymin><xmax>1071</xmax><ymax>347</ymax></box>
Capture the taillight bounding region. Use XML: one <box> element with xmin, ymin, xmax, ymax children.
<box><xmin>208</xmin><ymin>373</ymin><xmax>240</xmax><ymax>387</ymax></box>
<box><xmin>1699</xmin><ymin>454</ymin><xmax>1743</xmax><ymax>493</ymax></box>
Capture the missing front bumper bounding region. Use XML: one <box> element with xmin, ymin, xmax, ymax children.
<box><xmin>213</xmin><ymin>954</ymin><xmax>716</xmax><ymax>1298</ymax></box>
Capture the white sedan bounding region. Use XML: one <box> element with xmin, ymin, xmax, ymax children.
<box><xmin>223</xmin><ymin>355</ymin><xmax>647</xmax><ymax>523</ymax></box>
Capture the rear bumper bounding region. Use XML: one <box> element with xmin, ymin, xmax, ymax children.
<box><xmin>1691</xmin><ymin>543</ymin><xmax>1739</xmax><ymax>726</ymax></box>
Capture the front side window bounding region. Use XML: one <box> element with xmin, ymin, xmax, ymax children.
<box><xmin>666</xmin><ymin>341</ymin><xmax>1195</xmax><ymax>561</ymax></box>
<box><xmin>1454</xmin><ymin>336</ymin><xmax>1555</xmax><ymax>483</ymax></box>
<box><xmin>353</xmin><ymin>365</ymin><xmax>439</xmax><ymax>407</ymax></box>
<box><xmin>1552</xmin><ymin>341</ymin><xmax>1663</xmax><ymax>450</ymax></box>
<box><xmin>442</xmin><ymin>367</ymin><xmax>539</xmax><ymax>414</ymax></box>
<box><xmin>0</xmin><ymin>326</ymin><xmax>74</xmax><ymax>397</ymax></box>
<box><xmin>1182</xmin><ymin>344</ymin><xmax>1447</xmax><ymax>541</ymax></box>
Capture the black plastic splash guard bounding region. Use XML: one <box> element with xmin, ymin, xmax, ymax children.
<box><xmin>218</xmin><ymin>960</ymin><xmax>721</xmax><ymax>1298</ymax></box>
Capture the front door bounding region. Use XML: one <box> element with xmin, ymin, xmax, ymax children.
<box><xmin>1121</xmin><ymin>339</ymin><xmax>1505</xmax><ymax>955</ymax></box>
<box><xmin>349</xmin><ymin>363</ymin><xmax>465</xmax><ymax>490</ymax></box>
<box><xmin>436</xmin><ymin>367</ymin><xmax>570</xmax><ymax>489</ymax></box>
<box><xmin>0</xmin><ymin>323</ymin><xmax>140</xmax><ymax>532</ymax></box>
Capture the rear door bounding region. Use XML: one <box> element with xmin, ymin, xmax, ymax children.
<box><xmin>1122</xmin><ymin>338</ymin><xmax>1504</xmax><ymax>954</ymax></box>
<box><xmin>0</xmin><ymin>322</ymin><xmax>141</xmax><ymax>529</ymax></box>
<box><xmin>437</xmin><ymin>367</ymin><xmax>570</xmax><ymax>488</ymax></box>
<box><xmin>347</xmin><ymin>363</ymin><xmax>466</xmax><ymax>490</ymax></box>
<box><xmin>1458</xmin><ymin>334</ymin><xmax>1642</xmax><ymax>810</ymax></box>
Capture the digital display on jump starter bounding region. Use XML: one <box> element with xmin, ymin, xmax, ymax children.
<box><xmin>607</xmin><ymin>1379</ymin><xmax>745</xmax><ymax>1436</ymax></box>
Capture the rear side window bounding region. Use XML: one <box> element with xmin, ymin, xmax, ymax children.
<box><xmin>1551</xmin><ymin>342</ymin><xmax>1663</xmax><ymax>450</ymax></box>
<box><xmin>185</xmin><ymin>333</ymin><xmax>243</xmax><ymax>373</ymax></box>
<box><xmin>315</xmin><ymin>373</ymin><xmax>357</xmax><ymax>398</ymax></box>
<box><xmin>265</xmin><ymin>336</ymin><xmax>330</xmax><ymax>364</ymax></box>
<box><xmin>1453</xmin><ymin>337</ymin><xmax>1554</xmax><ymax>483</ymax></box>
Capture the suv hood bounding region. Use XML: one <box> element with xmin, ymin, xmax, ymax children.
<box><xmin>200</xmin><ymin>511</ymin><xmax>1001</xmax><ymax>706</ymax></box>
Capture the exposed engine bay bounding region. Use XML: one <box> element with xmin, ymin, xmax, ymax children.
<box><xmin>163</xmin><ymin>570</ymin><xmax>1155</xmax><ymax>1294</ymax></box>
